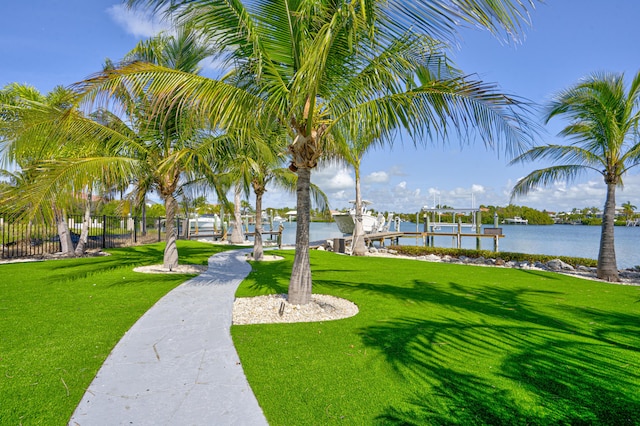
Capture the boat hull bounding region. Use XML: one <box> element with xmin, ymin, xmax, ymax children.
<box><xmin>333</xmin><ymin>211</ymin><xmax>385</xmax><ymax>234</ymax></box>
<box><xmin>332</xmin><ymin>213</ymin><xmax>355</xmax><ymax>234</ymax></box>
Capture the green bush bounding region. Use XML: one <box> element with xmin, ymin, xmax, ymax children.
<box><xmin>389</xmin><ymin>245</ymin><xmax>598</xmax><ymax>268</ymax></box>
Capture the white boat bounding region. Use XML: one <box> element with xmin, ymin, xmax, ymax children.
<box><xmin>503</xmin><ymin>216</ymin><xmax>528</xmax><ymax>225</ymax></box>
<box><xmin>332</xmin><ymin>201</ymin><xmax>388</xmax><ymax>234</ymax></box>
<box><xmin>188</xmin><ymin>215</ymin><xmax>222</xmax><ymax>235</ymax></box>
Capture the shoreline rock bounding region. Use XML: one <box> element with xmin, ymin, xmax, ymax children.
<box><xmin>364</xmin><ymin>247</ymin><xmax>640</xmax><ymax>286</ymax></box>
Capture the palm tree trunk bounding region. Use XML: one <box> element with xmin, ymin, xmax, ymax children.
<box><xmin>74</xmin><ymin>190</ymin><xmax>92</xmax><ymax>256</ymax></box>
<box><xmin>141</xmin><ymin>198</ymin><xmax>147</xmax><ymax>237</ymax></box>
<box><xmin>253</xmin><ymin>189</ymin><xmax>265</xmax><ymax>261</ymax></box>
<box><xmin>163</xmin><ymin>193</ymin><xmax>179</xmax><ymax>270</ymax></box>
<box><xmin>54</xmin><ymin>206</ymin><xmax>74</xmax><ymax>256</ymax></box>
<box><xmin>288</xmin><ymin>167</ymin><xmax>312</xmax><ymax>305</ymax></box>
<box><xmin>352</xmin><ymin>165</ymin><xmax>367</xmax><ymax>256</ymax></box>
<box><xmin>597</xmin><ymin>182</ymin><xmax>619</xmax><ymax>281</ymax></box>
<box><xmin>229</xmin><ymin>184</ymin><xmax>245</xmax><ymax>244</ymax></box>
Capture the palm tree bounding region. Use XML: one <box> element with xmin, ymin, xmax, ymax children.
<box><xmin>0</xmin><ymin>83</ymin><xmax>103</xmax><ymax>256</ymax></box>
<box><xmin>248</xmin><ymin>154</ymin><xmax>329</xmax><ymax>262</ymax></box>
<box><xmin>217</xmin><ymin>130</ymin><xmax>284</xmax><ymax>254</ymax></box>
<box><xmin>333</xmin><ymin>128</ymin><xmax>388</xmax><ymax>256</ymax></box>
<box><xmin>622</xmin><ymin>201</ymin><xmax>636</xmax><ymax>221</ymax></box>
<box><xmin>215</xmin><ymin>126</ymin><xmax>328</xmax><ymax>259</ymax></box>
<box><xmin>511</xmin><ymin>71</ymin><xmax>640</xmax><ymax>281</ymax></box>
<box><xmin>87</xmin><ymin>0</ymin><xmax>538</xmax><ymax>304</ymax></box>
<box><xmin>112</xmin><ymin>27</ymin><xmax>224</xmax><ymax>268</ymax></box>
<box><xmin>0</xmin><ymin>29</ymin><xmax>227</xmax><ymax>268</ymax></box>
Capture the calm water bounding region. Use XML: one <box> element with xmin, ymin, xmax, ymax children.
<box><xmin>270</xmin><ymin>221</ymin><xmax>640</xmax><ymax>269</ymax></box>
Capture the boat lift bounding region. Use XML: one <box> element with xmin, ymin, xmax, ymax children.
<box><xmin>421</xmin><ymin>207</ymin><xmax>503</xmax><ymax>251</ymax></box>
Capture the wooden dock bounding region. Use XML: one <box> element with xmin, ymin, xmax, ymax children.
<box><xmin>337</xmin><ymin>227</ymin><xmax>505</xmax><ymax>251</ymax></box>
<box><xmin>341</xmin><ymin>231</ymin><xmax>407</xmax><ymax>245</ymax></box>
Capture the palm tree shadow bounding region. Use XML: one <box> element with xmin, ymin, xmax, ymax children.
<box><xmin>243</xmin><ymin>255</ymin><xmax>293</xmax><ymax>294</ymax></box>
<box><xmin>355</xmin><ymin>282</ymin><xmax>640</xmax><ymax>424</ymax></box>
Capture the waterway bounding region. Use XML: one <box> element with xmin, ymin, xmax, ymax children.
<box><xmin>267</xmin><ymin>221</ymin><xmax>640</xmax><ymax>269</ymax></box>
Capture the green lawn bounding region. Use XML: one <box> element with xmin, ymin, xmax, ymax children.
<box><xmin>233</xmin><ymin>250</ymin><xmax>640</xmax><ymax>425</ymax></box>
<box><xmin>0</xmin><ymin>241</ymin><xmax>228</xmax><ymax>425</ymax></box>
<box><xmin>3</xmin><ymin>245</ymin><xmax>639</xmax><ymax>425</ymax></box>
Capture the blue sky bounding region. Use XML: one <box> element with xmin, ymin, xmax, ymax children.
<box><xmin>2</xmin><ymin>1</ymin><xmax>640</xmax><ymax>213</ymax></box>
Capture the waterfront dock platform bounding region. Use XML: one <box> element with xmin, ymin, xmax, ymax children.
<box><xmin>337</xmin><ymin>228</ymin><xmax>505</xmax><ymax>251</ymax></box>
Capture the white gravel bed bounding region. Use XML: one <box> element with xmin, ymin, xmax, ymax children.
<box><xmin>233</xmin><ymin>293</ymin><xmax>359</xmax><ymax>325</ymax></box>
<box><xmin>133</xmin><ymin>264</ymin><xmax>209</xmax><ymax>274</ymax></box>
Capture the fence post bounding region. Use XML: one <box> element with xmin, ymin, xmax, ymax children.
<box><xmin>158</xmin><ymin>217</ymin><xmax>161</xmax><ymax>242</ymax></box>
<box><xmin>102</xmin><ymin>215</ymin><xmax>107</xmax><ymax>249</ymax></box>
<box><xmin>134</xmin><ymin>216</ymin><xmax>138</xmax><ymax>243</ymax></box>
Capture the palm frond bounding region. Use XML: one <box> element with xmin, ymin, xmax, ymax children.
<box><xmin>369</xmin><ymin>0</ymin><xmax>535</xmax><ymax>44</ymax></box>
<box><xmin>509</xmin><ymin>144</ymin><xmax>604</xmax><ymax>169</ymax></box>
<box><xmin>6</xmin><ymin>157</ymin><xmax>138</xmax><ymax>222</ymax></box>
<box><xmin>510</xmin><ymin>165</ymin><xmax>588</xmax><ymax>199</ymax></box>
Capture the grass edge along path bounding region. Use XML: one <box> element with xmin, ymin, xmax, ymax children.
<box><xmin>0</xmin><ymin>241</ymin><xmax>232</xmax><ymax>425</ymax></box>
<box><xmin>232</xmin><ymin>250</ymin><xmax>640</xmax><ymax>425</ymax></box>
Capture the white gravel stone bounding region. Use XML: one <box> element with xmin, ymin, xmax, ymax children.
<box><xmin>133</xmin><ymin>264</ymin><xmax>208</xmax><ymax>274</ymax></box>
<box><xmin>233</xmin><ymin>293</ymin><xmax>359</xmax><ymax>325</ymax></box>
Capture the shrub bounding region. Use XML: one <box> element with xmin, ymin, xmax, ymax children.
<box><xmin>389</xmin><ymin>245</ymin><xmax>598</xmax><ymax>268</ymax></box>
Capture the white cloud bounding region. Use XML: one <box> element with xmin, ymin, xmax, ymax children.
<box><xmin>364</xmin><ymin>171</ymin><xmax>389</xmax><ymax>184</ymax></box>
<box><xmin>501</xmin><ymin>176</ymin><xmax>640</xmax><ymax>213</ymax></box>
<box><xmin>107</xmin><ymin>4</ymin><xmax>172</xmax><ymax>38</ymax></box>
<box><xmin>252</xmin><ymin>166</ymin><xmax>640</xmax><ymax>216</ymax></box>
<box><xmin>312</xmin><ymin>165</ymin><xmax>354</xmax><ymax>191</ymax></box>
<box><xmin>388</xmin><ymin>165</ymin><xmax>406</xmax><ymax>176</ymax></box>
<box><xmin>471</xmin><ymin>184</ymin><xmax>486</xmax><ymax>194</ymax></box>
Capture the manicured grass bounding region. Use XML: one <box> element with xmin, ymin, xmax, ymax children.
<box><xmin>233</xmin><ymin>250</ymin><xmax>640</xmax><ymax>425</ymax></box>
<box><xmin>0</xmin><ymin>241</ymin><xmax>228</xmax><ymax>425</ymax></box>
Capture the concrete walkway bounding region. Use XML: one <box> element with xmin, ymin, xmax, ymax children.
<box><xmin>69</xmin><ymin>249</ymin><xmax>268</xmax><ymax>426</ymax></box>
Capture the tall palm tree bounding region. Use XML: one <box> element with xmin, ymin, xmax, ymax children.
<box><xmin>112</xmin><ymin>27</ymin><xmax>224</xmax><ymax>268</ymax></box>
<box><xmin>511</xmin><ymin>71</ymin><xmax>640</xmax><ymax>281</ymax></box>
<box><xmin>86</xmin><ymin>0</ymin><xmax>538</xmax><ymax>304</ymax></box>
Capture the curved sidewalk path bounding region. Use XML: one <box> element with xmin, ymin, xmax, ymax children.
<box><xmin>69</xmin><ymin>249</ymin><xmax>268</xmax><ymax>426</ymax></box>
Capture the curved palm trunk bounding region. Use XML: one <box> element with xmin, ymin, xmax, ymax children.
<box><xmin>352</xmin><ymin>165</ymin><xmax>367</xmax><ymax>256</ymax></box>
<box><xmin>229</xmin><ymin>184</ymin><xmax>245</xmax><ymax>244</ymax></box>
<box><xmin>54</xmin><ymin>206</ymin><xmax>74</xmax><ymax>256</ymax></box>
<box><xmin>74</xmin><ymin>191</ymin><xmax>92</xmax><ymax>256</ymax></box>
<box><xmin>253</xmin><ymin>187</ymin><xmax>265</xmax><ymax>261</ymax></box>
<box><xmin>288</xmin><ymin>167</ymin><xmax>312</xmax><ymax>305</ymax></box>
<box><xmin>141</xmin><ymin>199</ymin><xmax>147</xmax><ymax>237</ymax></box>
<box><xmin>163</xmin><ymin>193</ymin><xmax>179</xmax><ymax>270</ymax></box>
<box><xmin>597</xmin><ymin>182</ymin><xmax>619</xmax><ymax>281</ymax></box>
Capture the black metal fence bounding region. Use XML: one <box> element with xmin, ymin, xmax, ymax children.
<box><xmin>0</xmin><ymin>215</ymin><xmax>170</xmax><ymax>259</ymax></box>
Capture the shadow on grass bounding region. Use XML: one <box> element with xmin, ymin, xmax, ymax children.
<box><xmin>239</xmin><ymin>250</ymin><xmax>294</xmax><ymax>295</ymax></box>
<box><xmin>354</xmin><ymin>280</ymin><xmax>640</xmax><ymax>424</ymax></box>
<box><xmin>27</xmin><ymin>242</ymin><xmax>231</xmax><ymax>284</ymax></box>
